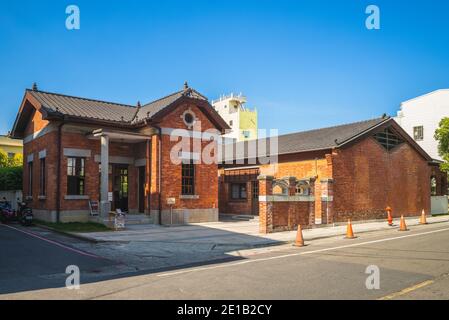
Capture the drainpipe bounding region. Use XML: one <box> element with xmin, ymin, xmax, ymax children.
<box><xmin>56</xmin><ymin>122</ymin><xmax>65</xmax><ymax>223</ymax></box>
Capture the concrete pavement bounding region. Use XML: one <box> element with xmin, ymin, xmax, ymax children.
<box><xmin>0</xmin><ymin>223</ymin><xmax>119</xmax><ymax>295</ymax></box>
<box><xmin>2</xmin><ymin>221</ymin><xmax>449</xmax><ymax>299</ymax></box>
<box><xmin>73</xmin><ymin>215</ymin><xmax>449</xmax><ymax>246</ymax></box>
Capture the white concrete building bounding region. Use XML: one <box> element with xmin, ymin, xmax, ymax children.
<box><xmin>395</xmin><ymin>89</ymin><xmax>449</xmax><ymax>161</ymax></box>
<box><xmin>212</xmin><ymin>93</ymin><xmax>258</xmax><ymax>143</ymax></box>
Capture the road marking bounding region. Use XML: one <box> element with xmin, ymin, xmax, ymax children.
<box><xmin>157</xmin><ymin>225</ymin><xmax>449</xmax><ymax>277</ymax></box>
<box><xmin>0</xmin><ymin>223</ymin><xmax>105</xmax><ymax>259</ymax></box>
<box><xmin>378</xmin><ymin>280</ymin><xmax>434</xmax><ymax>300</ymax></box>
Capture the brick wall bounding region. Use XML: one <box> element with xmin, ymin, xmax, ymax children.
<box><xmin>331</xmin><ymin>137</ymin><xmax>431</xmax><ymax>221</ymax></box>
<box><xmin>156</xmin><ymin>103</ymin><xmax>219</xmax><ymax>213</ymax></box>
<box><xmin>22</xmin><ymin>101</ymin><xmax>221</xmax><ymax>223</ymax></box>
<box><xmin>258</xmin><ymin>175</ymin><xmax>315</xmax><ymax>234</ymax></box>
<box><xmin>259</xmin><ymin>151</ymin><xmax>331</xmax><ymax>220</ymax></box>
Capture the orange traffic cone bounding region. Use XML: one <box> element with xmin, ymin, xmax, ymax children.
<box><xmin>420</xmin><ymin>210</ymin><xmax>428</xmax><ymax>225</ymax></box>
<box><xmin>294</xmin><ymin>225</ymin><xmax>305</xmax><ymax>247</ymax></box>
<box><xmin>386</xmin><ymin>207</ymin><xmax>393</xmax><ymax>226</ymax></box>
<box><xmin>345</xmin><ymin>219</ymin><xmax>356</xmax><ymax>239</ymax></box>
<box><xmin>399</xmin><ymin>215</ymin><xmax>409</xmax><ymax>231</ymax></box>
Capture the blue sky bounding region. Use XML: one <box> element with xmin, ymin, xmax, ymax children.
<box><xmin>1</xmin><ymin>0</ymin><xmax>449</xmax><ymax>135</ymax></box>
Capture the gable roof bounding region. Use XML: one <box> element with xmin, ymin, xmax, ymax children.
<box><xmin>136</xmin><ymin>88</ymin><xmax>208</xmax><ymax>121</ymax></box>
<box><xmin>11</xmin><ymin>85</ymin><xmax>229</xmax><ymax>138</ymax></box>
<box><xmin>221</xmin><ymin>117</ymin><xmax>432</xmax><ymax>162</ymax></box>
<box><xmin>28</xmin><ymin>89</ymin><xmax>137</xmax><ymax>123</ymax></box>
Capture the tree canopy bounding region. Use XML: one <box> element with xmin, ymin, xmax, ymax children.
<box><xmin>434</xmin><ymin>117</ymin><xmax>449</xmax><ymax>173</ymax></box>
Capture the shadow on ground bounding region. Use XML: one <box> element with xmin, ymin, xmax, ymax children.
<box><xmin>0</xmin><ymin>217</ymin><xmax>282</xmax><ymax>295</ymax></box>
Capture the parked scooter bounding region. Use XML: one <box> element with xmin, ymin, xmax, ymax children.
<box><xmin>0</xmin><ymin>197</ymin><xmax>16</xmax><ymax>224</ymax></box>
<box><xmin>17</xmin><ymin>198</ymin><xmax>33</xmax><ymax>226</ymax></box>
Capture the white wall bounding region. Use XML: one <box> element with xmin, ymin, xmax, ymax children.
<box><xmin>395</xmin><ymin>89</ymin><xmax>449</xmax><ymax>160</ymax></box>
<box><xmin>431</xmin><ymin>196</ymin><xmax>448</xmax><ymax>215</ymax></box>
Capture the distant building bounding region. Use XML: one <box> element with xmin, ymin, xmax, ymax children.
<box><xmin>212</xmin><ymin>93</ymin><xmax>258</xmax><ymax>143</ymax></box>
<box><xmin>395</xmin><ymin>89</ymin><xmax>449</xmax><ymax>161</ymax></box>
<box><xmin>0</xmin><ymin>135</ymin><xmax>23</xmax><ymax>159</ymax></box>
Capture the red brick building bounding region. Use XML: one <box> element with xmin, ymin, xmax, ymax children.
<box><xmin>11</xmin><ymin>83</ymin><xmax>229</xmax><ymax>224</ymax></box>
<box><xmin>219</xmin><ymin>117</ymin><xmax>447</xmax><ymax>231</ymax></box>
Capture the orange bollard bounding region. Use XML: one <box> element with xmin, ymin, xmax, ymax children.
<box><xmin>386</xmin><ymin>206</ymin><xmax>393</xmax><ymax>226</ymax></box>
<box><xmin>294</xmin><ymin>225</ymin><xmax>305</xmax><ymax>247</ymax></box>
<box><xmin>420</xmin><ymin>210</ymin><xmax>428</xmax><ymax>225</ymax></box>
<box><xmin>345</xmin><ymin>219</ymin><xmax>356</xmax><ymax>239</ymax></box>
<box><xmin>399</xmin><ymin>215</ymin><xmax>409</xmax><ymax>231</ymax></box>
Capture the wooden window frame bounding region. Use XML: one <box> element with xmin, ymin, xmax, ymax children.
<box><xmin>39</xmin><ymin>158</ymin><xmax>46</xmax><ymax>197</ymax></box>
<box><xmin>230</xmin><ymin>183</ymin><xmax>248</xmax><ymax>201</ymax></box>
<box><xmin>67</xmin><ymin>157</ymin><xmax>86</xmax><ymax>196</ymax></box>
<box><xmin>181</xmin><ymin>160</ymin><xmax>195</xmax><ymax>196</ymax></box>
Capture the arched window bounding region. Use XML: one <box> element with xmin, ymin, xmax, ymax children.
<box><xmin>431</xmin><ymin>176</ymin><xmax>437</xmax><ymax>196</ymax></box>
<box><xmin>272</xmin><ymin>180</ymin><xmax>289</xmax><ymax>195</ymax></box>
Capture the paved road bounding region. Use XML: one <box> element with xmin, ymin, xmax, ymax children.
<box><xmin>1</xmin><ymin>221</ymin><xmax>449</xmax><ymax>299</ymax></box>
<box><xmin>0</xmin><ymin>223</ymin><xmax>118</xmax><ymax>295</ymax></box>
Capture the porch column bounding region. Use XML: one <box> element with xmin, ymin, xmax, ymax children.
<box><xmin>100</xmin><ymin>134</ymin><xmax>110</xmax><ymax>217</ymax></box>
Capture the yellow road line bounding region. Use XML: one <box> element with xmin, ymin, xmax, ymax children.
<box><xmin>378</xmin><ymin>280</ymin><xmax>434</xmax><ymax>300</ymax></box>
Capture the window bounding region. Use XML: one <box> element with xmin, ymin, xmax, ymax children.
<box><xmin>67</xmin><ymin>157</ymin><xmax>85</xmax><ymax>195</ymax></box>
<box><xmin>413</xmin><ymin>126</ymin><xmax>424</xmax><ymax>141</ymax></box>
<box><xmin>231</xmin><ymin>183</ymin><xmax>247</xmax><ymax>200</ymax></box>
<box><xmin>181</xmin><ymin>160</ymin><xmax>195</xmax><ymax>195</ymax></box>
<box><xmin>229</xmin><ymin>120</ymin><xmax>233</xmax><ymax>126</ymax></box>
<box><xmin>7</xmin><ymin>152</ymin><xmax>15</xmax><ymax>159</ymax></box>
<box><xmin>39</xmin><ymin>158</ymin><xmax>46</xmax><ymax>196</ymax></box>
<box><xmin>296</xmin><ymin>184</ymin><xmax>309</xmax><ymax>195</ymax></box>
<box><xmin>431</xmin><ymin>176</ymin><xmax>437</xmax><ymax>196</ymax></box>
<box><xmin>373</xmin><ymin>127</ymin><xmax>404</xmax><ymax>151</ymax></box>
<box><xmin>28</xmin><ymin>161</ymin><xmax>33</xmax><ymax>196</ymax></box>
<box><xmin>184</xmin><ymin>112</ymin><xmax>194</xmax><ymax>125</ymax></box>
<box><xmin>243</xmin><ymin>131</ymin><xmax>250</xmax><ymax>139</ymax></box>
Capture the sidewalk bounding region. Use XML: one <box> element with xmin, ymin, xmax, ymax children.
<box><xmin>74</xmin><ymin>215</ymin><xmax>449</xmax><ymax>248</ymax></box>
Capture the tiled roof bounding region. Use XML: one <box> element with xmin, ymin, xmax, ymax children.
<box><xmin>28</xmin><ymin>90</ymin><xmax>137</xmax><ymax>123</ymax></box>
<box><xmin>136</xmin><ymin>88</ymin><xmax>208</xmax><ymax>121</ymax></box>
<box><xmin>221</xmin><ymin>117</ymin><xmax>391</xmax><ymax>161</ymax></box>
<box><xmin>27</xmin><ymin>86</ymin><xmax>208</xmax><ymax>124</ymax></box>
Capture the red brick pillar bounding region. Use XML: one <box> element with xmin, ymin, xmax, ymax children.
<box><xmin>258</xmin><ymin>175</ymin><xmax>274</xmax><ymax>234</ymax></box>
<box><xmin>308</xmin><ymin>178</ymin><xmax>316</xmax><ymax>226</ymax></box>
<box><xmin>321</xmin><ymin>179</ymin><xmax>334</xmax><ymax>224</ymax></box>
<box><xmin>288</xmin><ymin>177</ymin><xmax>297</xmax><ymax>229</ymax></box>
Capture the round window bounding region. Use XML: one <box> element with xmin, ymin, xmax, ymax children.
<box><xmin>184</xmin><ymin>112</ymin><xmax>194</xmax><ymax>125</ymax></box>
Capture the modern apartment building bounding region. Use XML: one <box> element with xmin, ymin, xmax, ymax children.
<box><xmin>212</xmin><ymin>93</ymin><xmax>258</xmax><ymax>143</ymax></box>
<box><xmin>395</xmin><ymin>89</ymin><xmax>449</xmax><ymax>161</ymax></box>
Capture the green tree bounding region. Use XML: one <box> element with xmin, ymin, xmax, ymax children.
<box><xmin>0</xmin><ymin>151</ymin><xmax>23</xmax><ymax>168</ymax></box>
<box><xmin>434</xmin><ymin>117</ymin><xmax>449</xmax><ymax>172</ymax></box>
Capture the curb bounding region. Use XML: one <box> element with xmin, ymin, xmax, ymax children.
<box><xmin>272</xmin><ymin>218</ymin><xmax>449</xmax><ymax>245</ymax></box>
<box><xmin>34</xmin><ymin>223</ymin><xmax>105</xmax><ymax>244</ymax></box>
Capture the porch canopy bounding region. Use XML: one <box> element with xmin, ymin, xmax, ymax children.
<box><xmin>88</xmin><ymin>128</ymin><xmax>157</xmax><ymax>217</ymax></box>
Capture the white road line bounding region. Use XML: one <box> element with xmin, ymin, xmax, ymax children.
<box><xmin>0</xmin><ymin>223</ymin><xmax>105</xmax><ymax>259</ymax></box>
<box><xmin>157</xmin><ymin>225</ymin><xmax>449</xmax><ymax>277</ymax></box>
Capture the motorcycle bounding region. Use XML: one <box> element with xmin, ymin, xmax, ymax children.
<box><xmin>17</xmin><ymin>198</ymin><xmax>33</xmax><ymax>226</ymax></box>
<box><xmin>0</xmin><ymin>198</ymin><xmax>16</xmax><ymax>224</ymax></box>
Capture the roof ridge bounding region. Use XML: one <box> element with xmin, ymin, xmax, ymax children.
<box><xmin>142</xmin><ymin>90</ymin><xmax>183</xmax><ymax>108</ymax></box>
<box><xmin>273</xmin><ymin>117</ymin><xmax>389</xmax><ymax>140</ymax></box>
<box><xmin>27</xmin><ymin>88</ymin><xmax>136</xmax><ymax>109</ymax></box>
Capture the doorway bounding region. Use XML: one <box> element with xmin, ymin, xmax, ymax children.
<box><xmin>112</xmin><ymin>165</ymin><xmax>129</xmax><ymax>212</ymax></box>
<box><xmin>251</xmin><ymin>180</ymin><xmax>259</xmax><ymax>215</ymax></box>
